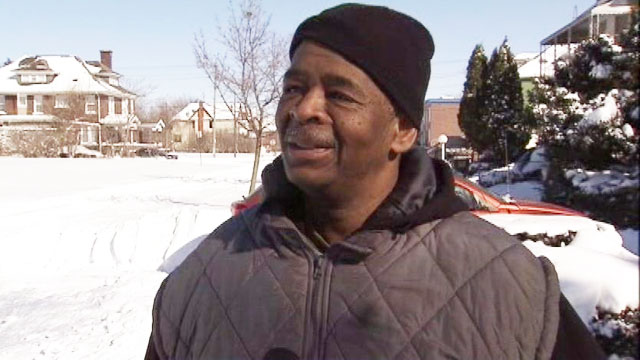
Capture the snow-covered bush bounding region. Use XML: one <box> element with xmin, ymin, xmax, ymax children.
<box><xmin>9</xmin><ymin>131</ymin><xmax>61</xmax><ymax>158</ymax></box>
<box><xmin>526</xmin><ymin>13</ymin><xmax>639</xmax><ymax>229</ymax></box>
<box><xmin>527</xmin><ymin>18</ymin><xmax>639</xmax><ymax>170</ymax></box>
<box><xmin>544</xmin><ymin>164</ymin><xmax>639</xmax><ymax>228</ymax></box>
<box><xmin>514</xmin><ymin>231</ymin><xmax>576</xmax><ymax>247</ymax></box>
<box><xmin>590</xmin><ymin>306</ymin><xmax>639</xmax><ymax>360</ymax></box>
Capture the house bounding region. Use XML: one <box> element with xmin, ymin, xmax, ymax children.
<box><xmin>170</xmin><ymin>101</ymin><xmax>236</xmax><ymax>151</ymax></box>
<box><xmin>517</xmin><ymin>0</ymin><xmax>638</xmax><ymax>99</ymax></box>
<box><xmin>419</xmin><ymin>98</ymin><xmax>472</xmax><ymax>170</ymax></box>
<box><xmin>136</xmin><ymin>119</ymin><xmax>166</xmax><ymax>146</ymax></box>
<box><xmin>0</xmin><ymin>50</ymin><xmax>138</xmax><ymax>155</ymax></box>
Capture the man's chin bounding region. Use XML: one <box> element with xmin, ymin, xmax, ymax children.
<box><xmin>283</xmin><ymin>165</ymin><xmax>333</xmax><ymax>193</ymax></box>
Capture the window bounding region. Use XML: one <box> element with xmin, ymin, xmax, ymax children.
<box><xmin>33</xmin><ymin>95</ymin><xmax>43</xmax><ymax>114</ymax></box>
<box><xmin>21</xmin><ymin>74</ymin><xmax>46</xmax><ymax>84</ymax></box>
<box><xmin>18</xmin><ymin>94</ymin><xmax>27</xmax><ymax>108</ymax></box>
<box><xmin>85</xmin><ymin>95</ymin><xmax>97</xmax><ymax>114</ymax></box>
<box><xmin>55</xmin><ymin>95</ymin><xmax>69</xmax><ymax>109</ymax></box>
<box><xmin>108</xmin><ymin>96</ymin><xmax>114</xmax><ymax>114</ymax></box>
<box><xmin>122</xmin><ymin>99</ymin><xmax>128</xmax><ymax>115</ymax></box>
<box><xmin>115</xmin><ymin>98</ymin><xmax>122</xmax><ymax>114</ymax></box>
<box><xmin>0</xmin><ymin>95</ymin><xmax>5</xmax><ymax>114</ymax></box>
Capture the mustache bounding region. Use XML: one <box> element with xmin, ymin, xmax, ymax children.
<box><xmin>283</xmin><ymin>125</ymin><xmax>335</xmax><ymax>148</ymax></box>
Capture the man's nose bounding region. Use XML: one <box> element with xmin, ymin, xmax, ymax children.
<box><xmin>290</xmin><ymin>87</ymin><xmax>328</xmax><ymax>124</ymax></box>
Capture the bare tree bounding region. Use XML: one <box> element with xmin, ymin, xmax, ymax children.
<box><xmin>194</xmin><ymin>0</ymin><xmax>288</xmax><ymax>194</ymax></box>
<box><xmin>48</xmin><ymin>92</ymin><xmax>90</xmax><ymax>154</ymax></box>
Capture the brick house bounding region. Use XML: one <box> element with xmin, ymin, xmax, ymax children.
<box><xmin>419</xmin><ymin>98</ymin><xmax>472</xmax><ymax>170</ymax></box>
<box><xmin>0</xmin><ymin>50</ymin><xmax>138</xmax><ymax>154</ymax></box>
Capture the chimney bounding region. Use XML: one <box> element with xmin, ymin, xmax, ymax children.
<box><xmin>197</xmin><ymin>102</ymin><xmax>204</xmax><ymax>135</ymax></box>
<box><xmin>100</xmin><ymin>50</ymin><xmax>112</xmax><ymax>70</ymax></box>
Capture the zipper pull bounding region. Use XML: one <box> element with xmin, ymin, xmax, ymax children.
<box><xmin>313</xmin><ymin>256</ymin><xmax>323</xmax><ymax>279</ymax></box>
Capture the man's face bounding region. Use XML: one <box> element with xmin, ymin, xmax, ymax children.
<box><xmin>276</xmin><ymin>41</ymin><xmax>405</xmax><ymax>196</ymax></box>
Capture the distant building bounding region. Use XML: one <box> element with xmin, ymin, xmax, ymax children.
<box><xmin>420</xmin><ymin>98</ymin><xmax>465</xmax><ymax>147</ymax></box>
<box><xmin>0</xmin><ymin>50</ymin><xmax>139</xmax><ymax>154</ymax></box>
<box><xmin>170</xmin><ymin>102</ymin><xmax>236</xmax><ymax>151</ymax></box>
<box><xmin>420</xmin><ymin>98</ymin><xmax>472</xmax><ymax>170</ymax></box>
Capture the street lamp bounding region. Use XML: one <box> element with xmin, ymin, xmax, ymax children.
<box><xmin>437</xmin><ymin>134</ymin><xmax>448</xmax><ymax>160</ymax></box>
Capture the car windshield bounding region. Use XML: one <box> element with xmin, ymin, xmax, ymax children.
<box><xmin>453</xmin><ymin>176</ymin><xmax>502</xmax><ymax>212</ymax></box>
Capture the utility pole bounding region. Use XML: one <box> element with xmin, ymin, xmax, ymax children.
<box><xmin>212</xmin><ymin>86</ymin><xmax>217</xmax><ymax>158</ymax></box>
<box><xmin>233</xmin><ymin>97</ymin><xmax>238</xmax><ymax>158</ymax></box>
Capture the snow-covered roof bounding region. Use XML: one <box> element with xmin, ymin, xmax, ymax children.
<box><xmin>99</xmin><ymin>114</ymin><xmax>139</xmax><ymax>126</ymax></box>
<box><xmin>0</xmin><ymin>55</ymin><xmax>135</xmax><ymax>98</ymax></box>
<box><xmin>541</xmin><ymin>0</ymin><xmax>638</xmax><ymax>45</ymax></box>
<box><xmin>0</xmin><ymin>114</ymin><xmax>57</xmax><ymax>124</ymax></box>
<box><xmin>171</xmin><ymin>102</ymin><xmax>235</xmax><ymax>121</ymax></box>
<box><xmin>517</xmin><ymin>44</ymin><xmax>579</xmax><ymax>79</ymax></box>
<box><xmin>592</xmin><ymin>0</ymin><xmax>637</xmax><ymax>15</ymax></box>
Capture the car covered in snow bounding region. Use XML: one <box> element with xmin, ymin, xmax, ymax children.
<box><xmin>136</xmin><ymin>147</ymin><xmax>178</xmax><ymax>159</ymax></box>
<box><xmin>230</xmin><ymin>176</ymin><xmax>585</xmax><ymax>217</ymax></box>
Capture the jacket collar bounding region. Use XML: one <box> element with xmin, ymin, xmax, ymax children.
<box><xmin>260</xmin><ymin>147</ymin><xmax>468</xmax><ymax>235</ymax></box>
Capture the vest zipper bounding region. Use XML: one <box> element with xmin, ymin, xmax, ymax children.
<box><xmin>313</xmin><ymin>256</ymin><xmax>323</xmax><ymax>279</ymax></box>
<box><xmin>303</xmin><ymin>252</ymin><xmax>330</xmax><ymax>360</ymax></box>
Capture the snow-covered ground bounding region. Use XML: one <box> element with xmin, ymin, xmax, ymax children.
<box><xmin>0</xmin><ymin>153</ymin><xmax>276</xmax><ymax>360</ymax></box>
<box><xmin>0</xmin><ymin>153</ymin><xmax>637</xmax><ymax>359</ymax></box>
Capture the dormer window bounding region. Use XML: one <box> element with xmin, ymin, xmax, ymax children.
<box><xmin>20</xmin><ymin>74</ymin><xmax>47</xmax><ymax>84</ymax></box>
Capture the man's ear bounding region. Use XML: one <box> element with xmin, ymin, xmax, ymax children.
<box><xmin>390</xmin><ymin>116</ymin><xmax>418</xmax><ymax>155</ymax></box>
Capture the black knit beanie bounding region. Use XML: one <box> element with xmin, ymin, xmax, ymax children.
<box><xmin>290</xmin><ymin>3</ymin><xmax>434</xmax><ymax>129</ymax></box>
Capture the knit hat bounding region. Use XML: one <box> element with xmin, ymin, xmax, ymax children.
<box><xmin>289</xmin><ymin>3</ymin><xmax>434</xmax><ymax>129</ymax></box>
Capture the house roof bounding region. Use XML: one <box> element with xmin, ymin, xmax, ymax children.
<box><xmin>0</xmin><ymin>55</ymin><xmax>136</xmax><ymax>98</ymax></box>
<box><xmin>425</xmin><ymin>98</ymin><xmax>461</xmax><ymax>106</ymax></box>
<box><xmin>171</xmin><ymin>102</ymin><xmax>235</xmax><ymax>122</ymax></box>
<box><xmin>517</xmin><ymin>44</ymin><xmax>579</xmax><ymax>79</ymax></box>
<box><xmin>541</xmin><ymin>0</ymin><xmax>637</xmax><ymax>45</ymax></box>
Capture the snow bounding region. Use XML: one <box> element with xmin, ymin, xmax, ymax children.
<box><xmin>517</xmin><ymin>44</ymin><xmax>577</xmax><ymax>79</ymax></box>
<box><xmin>480</xmin><ymin>213</ymin><xmax>639</xmax><ymax>324</ymax></box>
<box><xmin>590</xmin><ymin>63</ymin><xmax>613</xmax><ymax>79</ymax></box>
<box><xmin>0</xmin><ymin>153</ymin><xmax>637</xmax><ymax>358</ymax></box>
<box><xmin>0</xmin><ymin>55</ymin><xmax>131</xmax><ymax>97</ymax></box>
<box><xmin>565</xmin><ymin>167</ymin><xmax>638</xmax><ymax>195</ymax></box>
<box><xmin>0</xmin><ymin>153</ymin><xmax>275</xmax><ymax>360</ymax></box>
<box><xmin>73</xmin><ymin>144</ymin><xmax>104</xmax><ymax>158</ymax></box>
<box><xmin>580</xmin><ymin>91</ymin><xmax>620</xmax><ymax>128</ymax></box>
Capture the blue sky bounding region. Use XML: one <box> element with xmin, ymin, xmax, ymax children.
<box><xmin>2</xmin><ymin>0</ymin><xmax>597</xmax><ymax>105</ymax></box>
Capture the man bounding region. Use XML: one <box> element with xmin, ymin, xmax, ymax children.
<box><xmin>146</xmin><ymin>4</ymin><xmax>604</xmax><ymax>359</ymax></box>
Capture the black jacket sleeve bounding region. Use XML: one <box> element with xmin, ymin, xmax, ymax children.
<box><xmin>551</xmin><ymin>293</ymin><xmax>607</xmax><ymax>360</ymax></box>
<box><xmin>144</xmin><ymin>335</ymin><xmax>161</xmax><ymax>360</ymax></box>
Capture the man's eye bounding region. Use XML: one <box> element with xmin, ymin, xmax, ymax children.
<box><xmin>328</xmin><ymin>91</ymin><xmax>354</xmax><ymax>102</ymax></box>
<box><xmin>283</xmin><ymin>85</ymin><xmax>302</xmax><ymax>94</ymax></box>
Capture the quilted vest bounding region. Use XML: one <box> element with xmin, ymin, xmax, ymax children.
<box><xmin>150</xmin><ymin>209</ymin><xmax>560</xmax><ymax>360</ymax></box>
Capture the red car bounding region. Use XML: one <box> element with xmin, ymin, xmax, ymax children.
<box><xmin>231</xmin><ymin>176</ymin><xmax>585</xmax><ymax>217</ymax></box>
<box><xmin>453</xmin><ymin>176</ymin><xmax>585</xmax><ymax>216</ymax></box>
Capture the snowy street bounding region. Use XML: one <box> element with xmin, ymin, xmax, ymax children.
<box><xmin>0</xmin><ymin>153</ymin><xmax>637</xmax><ymax>359</ymax></box>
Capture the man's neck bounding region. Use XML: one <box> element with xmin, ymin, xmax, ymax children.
<box><xmin>302</xmin><ymin>165</ymin><xmax>399</xmax><ymax>244</ymax></box>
